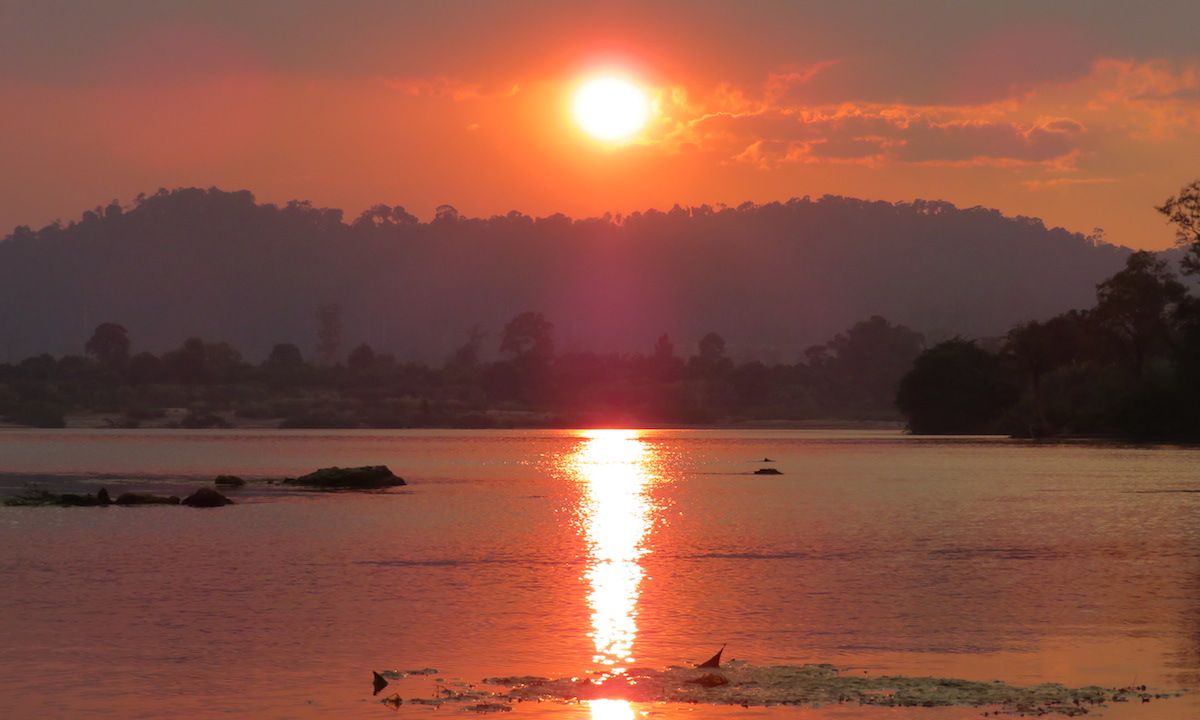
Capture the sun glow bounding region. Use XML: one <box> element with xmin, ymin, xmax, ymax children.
<box><xmin>572</xmin><ymin>75</ymin><xmax>651</xmax><ymax>142</ymax></box>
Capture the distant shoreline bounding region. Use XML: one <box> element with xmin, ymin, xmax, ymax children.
<box><xmin>0</xmin><ymin>408</ymin><xmax>905</xmax><ymax>432</ymax></box>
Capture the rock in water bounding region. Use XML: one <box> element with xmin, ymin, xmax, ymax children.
<box><xmin>284</xmin><ymin>465</ymin><xmax>407</xmax><ymax>489</ymax></box>
<box><xmin>697</xmin><ymin>644</ymin><xmax>726</xmax><ymax>669</ymax></box>
<box><xmin>754</xmin><ymin>468</ymin><xmax>782</xmax><ymax>475</ymax></box>
<box><xmin>182</xmin><ymin>487</ymin><xmax>233</xmax><ymax>507</ymax></box>
<box><xmin>373</xmin><ymin>671</ymin><xmax>389</xmax><ymax>696</ymax></box>
<box><xmin>97</xmin><ymin>487</ymin><xmax>112</xmax><ymax>505</ymax></box>
<box><xmin>213</xmin><ymin>475</ymin><xmax>246</xmax><ymax>487</ymax></box>
<box><xmin>380</xmin><ymin>693</ymin><xmax>403</xmax><ymax>709</ymax></box>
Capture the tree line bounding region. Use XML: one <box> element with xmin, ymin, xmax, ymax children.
<box><xmin>0</xmin><ymin>313</ymin><xmax>924</xmax><ymax>429</ymax></box>
<box><xmin>896</xmin><ymin>180</ymin><xmax>1200</xmax><ymax>441</ymax></box>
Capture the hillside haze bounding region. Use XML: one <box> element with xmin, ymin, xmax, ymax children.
<box><xmin>0</xmin><ymin>188</ymin><xmax>1131</xmax><ymax>363</ymax></box>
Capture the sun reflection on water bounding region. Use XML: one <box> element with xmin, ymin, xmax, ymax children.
<box><xmin>586</xmin><ymin>697</ymin><xmax>636</xmax><ymax>720</ymax></box>
<box><xmin>570</xmin><ymin>429</ymin><xmax>659</xmax><ymax>677</ymax></box>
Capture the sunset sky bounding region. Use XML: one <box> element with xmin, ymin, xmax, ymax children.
<box><xmin>2</xmin><ymin>0</ymin><xmax>1199</xmax><ymax>250</ymax></box>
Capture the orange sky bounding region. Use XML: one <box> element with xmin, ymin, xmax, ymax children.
<box><xmin>2</xmin><ymin>0</ymin><xmax>1200</xmax><ymax>250</ymax></box>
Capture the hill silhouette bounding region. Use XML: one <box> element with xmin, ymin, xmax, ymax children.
<box><xmin>0</xmin><ymin>188</ymin><xmax>1131</xmax><ymax>363</ymax></box>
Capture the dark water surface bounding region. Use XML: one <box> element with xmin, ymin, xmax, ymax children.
<box><xmin>0</xmin><ymin>429</ymin><xmax>1197</xmax><ymax>719</ymax></box>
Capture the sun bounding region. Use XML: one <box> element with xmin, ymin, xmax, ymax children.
<box><xmin>572</xmin><ymin>75</ymin><xmax>651</xmax><ymax>143</ymax></box>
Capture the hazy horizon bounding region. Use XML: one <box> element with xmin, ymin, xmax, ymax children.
<box><xmin>2</xmin><ymin>1</ymin><xmax>1199</xmax><ymax>250</ymax></box>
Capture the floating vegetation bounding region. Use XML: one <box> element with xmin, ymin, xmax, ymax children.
<box><xmin>377</xmin><ymin>668</ymin><xmax>439</xmax><ymax>680</ymax></box>
<box><xmin>380</xmin><ymin>661</ymin><xmax>1183</xmax><ymax>715</ymax></box>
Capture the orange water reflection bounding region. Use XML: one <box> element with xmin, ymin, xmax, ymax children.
<box><xmin>586</xmin><ymin>697</ymin><xmax>636</xmax><ymax>720</ymax></box>
<box><xmin>571</xmin><ymin>429</ymin><xmax>660</xmax><ymax>675</ymax></box>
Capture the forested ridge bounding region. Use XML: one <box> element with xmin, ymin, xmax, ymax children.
<box><xmin>0</xmin><ymin>187</ymin><xmax>1129</xmax><ymax>364</ymax></box>
<box><xmin>9</xmin><ymin>184</ymin><xmax>1198</xmax><ymax>437</ymax></box>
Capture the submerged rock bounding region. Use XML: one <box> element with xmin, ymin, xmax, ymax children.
<box><xmin>380</xmin><ymin>693</ymin><xmax>403</xmax><ymax>709</ymax></box>
<box><xmin>284</xmin><ymin>465</ymin><xmax>406</xmax><ymax>489</ymax></box>
<box><xmin>3</xmin><ymin>488</ymin><xmax>99</xmax><ymax>507</ymax></box>
<box><xmin>688</xmin><ymin>673</ymin><xmax>729</xmax><ymax>688</ymax></box>
<box><xmin>213</xmin><ymin>475</ymin><xmax>246</xmax><ymax>487</ymax></box>
<box><xmin>754</xmin><ymin>468</ymin><xmax>782</xmax><ymax>475</ymax></box>
<box><xmin>4</xmin><ymin>485</ymin><xmax>232</xmax><ymax>509</ymax></box>
<box><xmin>58</xmin><ymin>493</ymin><xmax>100</xmax><ymax>506</ymax></box>
<box><xmin>182</xmin><ymin>487</ymin><xmax>233</xmax><ymax>507</ymax></box>
<box><xmin>115</xmin><ymin>492</ymin><xmax>180</xmax><ymax>505</ymax></box>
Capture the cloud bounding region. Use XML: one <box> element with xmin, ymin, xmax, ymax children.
<box><xmin>807</xmin><ymin>138</ymin><xmax>887</xmax><ymax>161</ymax></box>
<box><xmin>661</xmin><ymin>54</ymin><xmax>1200</xmax><ymax>172</ymax></box>
<box><xmin>689</xmin><ymin>106</ymin><xmax>1086</xmax><ymax>168</ymax></box>
<box><xmin>1098</xmin><ymin>59</ymin><xmax>1199</xmax><ymax>102</ymax></box>
<box><xmin>1022</xmin><ymin>177</ymin><xmax>1118</xmax><ymax>191</ymax></box>
<box><xmin>1084</xmin><ymin>59</ymin><xmax>1200</xmax><ymax>138</ymax></box>
<box><xmin>734</xmin><ymin>140</ymin><xmax>795</xmax><ymax>168</ymax></box>
<box><xmin>894</xmin><ymin>118</ymin><xmax>1083</xmax><ymax>165</ymax></box>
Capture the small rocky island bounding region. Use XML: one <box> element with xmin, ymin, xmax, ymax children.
<box><xmin>281</xmin><ymin>465</ymin><xmax>406</xmax><ymax>489</ymax></box>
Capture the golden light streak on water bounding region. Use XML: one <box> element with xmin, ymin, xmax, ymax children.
<box><xmin>586</xmin><ymin>698</ymin><xmax>636</xmax><ymax>720</ymax></box>
<box><xmin>571</xmin><ymin>429</ymin><xmax>658</xmax><ymax>675</ymax></box>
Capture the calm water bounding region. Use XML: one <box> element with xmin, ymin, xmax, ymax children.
<box><xmin>0</xmin><ymin>429</ymin><xmax>1197</xmax><ymax>720</ymax></box>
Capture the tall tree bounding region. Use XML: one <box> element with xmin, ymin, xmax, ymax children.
<box><xmin>84</xmin><ymin>322</ymin><xmax>130</xmax><ymax>364</ymax></box>
<box><xmin>499</xmin><ymin>311</ymin><xmax>555</xmax><ymax>366</ymax></box>
<box><xmin>825</xmin><ymin>316</ymin><xmax>924</xmax><ymax>410</ymax></box>
<box><xmin>1002</xmin><ymin>311</ymin><xmax>1090</xmax><ymax>434</ymax></box>
<box><xmin>690</xmin><ymin>332</ymin><xmax>732</xmax><ymax>376</ymax></box>
<box><xmin>1157</xmin><ymin>179</ymin><xmax>1200</xmax><ymax>274</ymax></box>
<box><xmin>1092</xmin><ymin>251</ymin><xmax>1187</xmax><ymax>377</ymax></box>
<box><xmin>896</xmin><ymin>339</ymin><xmax>1017</xmax><ymax>434</ymax></box>
<box><xmin>266</xmin><ymin>342</ymin><xmax>304</xmax><ymax>367</ymax></box>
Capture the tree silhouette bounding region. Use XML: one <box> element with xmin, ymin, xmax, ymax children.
<box><xmin>352</xmin><ymin>204</ymin><xmax>418</xmax><ymax>230</ymax></box>
<box><xmin>266</xmin><ymin>342</ymin><xmax>304</xmax><ymax>367</ymax></box>
<box><xmin>84</xmin><ymin>322</ymin><xmax>130</xmax><ymax>364</ymax></box>
<box><xmin>1003</xmin><ymin>312</ymin><xmax>1090</xmax><ymax>435</ymax></box>
<box><xmin>896</xmin><ymin>339</ymin><xmax>1016</xmax><ymax>434</ymax></box>
<box><xmin>500</xmin><ymin>311</ymin><xmax>555</xmax><ymax>365</ymax></box>
<box><xmin>1157</xmin><ymin>179</ymin><xmax>1200</xmax><ymax>274</ymax></box>
<box><xmin>1092</xmin><ymin>251</ymin><xmax>1187</xmax><ymax>377</ymax></box>
<box><xmin>164</xmin><ymin>337</ymin><xmax>208</xmax><ymax>384</ymax></box>
<box><xmin>690</xmin><ymin>332</ymin><xmax>731</xmax><ymax>376</ymax></box>
<box><xmin>823</xmin><ymin>316</ymin><xmax>924</xmax><ymax>410</ymax></box>
<box><xmin>347</xmin><ymin>343</ymin><xmax>376</xmax><ymax>372</ymax></box>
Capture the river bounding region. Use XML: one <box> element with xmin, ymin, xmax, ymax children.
<box><xmin>0</xmin><ymin>429</ymin><xmax>1196</xmax><ymax>719</ymax></box>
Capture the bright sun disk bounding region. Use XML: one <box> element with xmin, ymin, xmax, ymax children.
<box><xmin>572</xmin><ymin>76</ymin><xmax>651</xmax><ymax>142</ymax></box>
